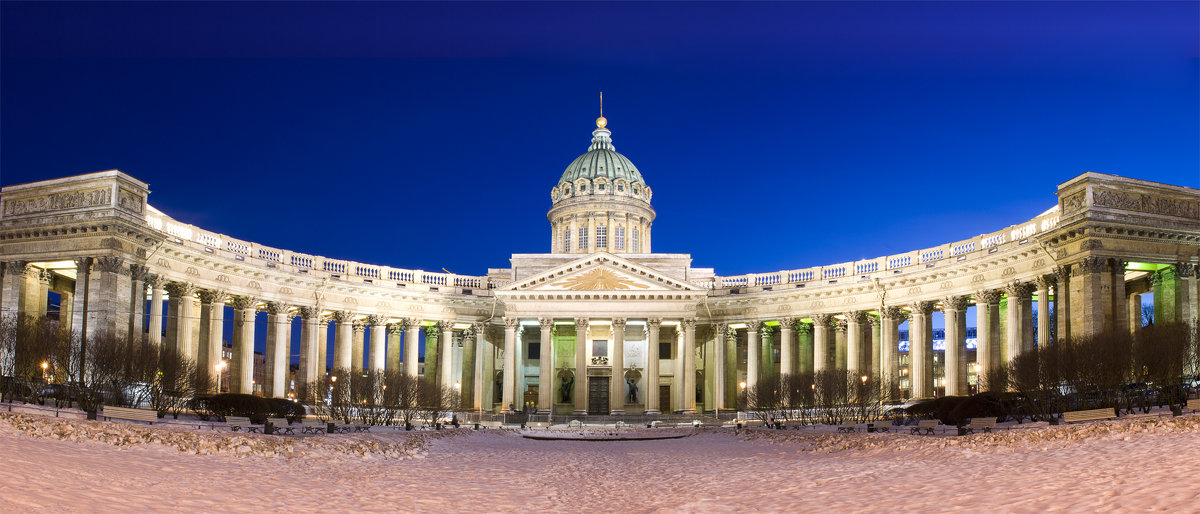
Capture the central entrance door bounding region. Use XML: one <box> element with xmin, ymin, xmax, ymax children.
<box><xmin>588</xmin><ymin>376</ymin><xmax>610</xmax><ymax>415</ymax></box>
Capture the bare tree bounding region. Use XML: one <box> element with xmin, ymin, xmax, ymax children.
<box><xmin>420</xmin><ymin>381</ymin><xmax>459</xmax><ymax>429</ymax></box>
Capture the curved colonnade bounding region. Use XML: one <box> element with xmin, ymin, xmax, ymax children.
<box><xmin>1</xmin><ymin>170</ymin><xmax>1198</xmax><ymax>415</ymax></box>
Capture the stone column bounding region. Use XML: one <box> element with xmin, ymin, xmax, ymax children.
<box><xmin>128</xmin><ymin>265</ymin><xmax>148</xmax><ymax>342</ymax></box>
<box><xmin>681</xmin><ymin>318</ymin><xmax>697</xmax><ymax>414</ymax></box>
<box><xmin>263</xmin><ymin>302</ymin><xmax>291</xmax><ymax>398</ymax></box>
<box><xmin>834</xmin><ymin>319</ymin><xmax>848</xmax><ymax>370</ymax></box>
<box><xmin>1054</xmin><ymin>266</ymin><xmax>1071</xmax><ymax>341</ymax></box>
<box><xmin>645</xmin><ymin>318</ymin><xmax>662</xmax><ymax>414</ymax></box>
<box><xmin>91</xmin><ymin>256</ymin><xmax>129</xmax><ymax>340</ymax></box>
<box><xmin>165</xmin><ymin>281</ymin><xmax>196</xmax><ymax>360</ymax></box>
<box><xmin>812</xmin><ymin>314</ymin><xmax>832</xmax><ymax>373</ymax></box>
<box><xmin>352</xmin><ymin>321</ymin><xmax>367</xmax><ymax>373</ymax></box>
<box><xmin>779</xmin><ymin>317</ymin><xmax>795</xmax><ymax>376</ymax></box>
<box><xmin>880</xmin><ymin>307</ymin><xmax>906</xmax><ymax>400</ymax></box>
<box><xmin>713</xmin><ymin>322</ymin><xmax>727</xmax><ymax>410</ymax></box>
<box><xmin>387</xmin><ymin>323</ymin><xmax>403</xmax><ymax>372</ymax></box>
<box><xmin>438</xmin><ymin>320</ymin><xmax>455</xmax><ymax>388</ymax></box>
<box><xmin>229</xmin><ymin>296</ymin><xmax>258</xmax><ymax>395</ymax></box>
<box><xmin>869</xmin><ymin>315</ymin><xmax>882</xmax><ymax>378</ymax></box>
<box><xmin>573</xmin><ymin>317</ymin><xmax>588</xmax><ymax>415</ymax></box>
<box><xmin>1128</xmin><ymin>292</ymin><xmax>1142</xmax><ymax>335</ymax></box>
<box><xmin>0</xmin><ymin>261</ymin><xmax>28</xmax><ymax>319</ymax></box>
<box><xmin>746</xmin><ymin>321</ymin><xmax>761</xmax><ymax>391</ymax></box>
<box><xmin>472</xmin><ymin>322</ymin><xmax>486</xmax><ymax>411</ymax></box>
<box><xmin>318</xmin><ymin>318</ymin><xmax>329</xmax><ymax>377</ymax></box>
<box><xmin>197</xmin><ymin>289</ymin><xmax>227</xmax><ymax>386</ymax></box>
<box><xmin>846</xmin><ymin>311</ymin><xmax>867</xmax><ymax>373</ymax></box>
<box><xmin>1036</xmin><ymin>275</ymin><xmax>1054</xmax><ymax>347</ymax></box>
<box><xmin>69</xmin><ymin>259</ymin><xmax>91</xmax><ymax>341</ymax></box>
<box><xmin>537</xmin><ymin>318</ymin><xmax>554</xmax><ymax>413</ymax></box>
<box><xmin>1005</xmin><ymin>281</ymin><xmax>1035</xmax><ymax>359</ymax></box>
<box><xmin>297</xmin><ymin>306</ymin><xmax>321</xmax><ymax>386</ymax></box>
<box><xmin>797</xmin><ymin>322</ymin><xmax>814</xmax><ymax>374</ymax></box>
<box><xmin>403</xmin><ymin>319</ymin><xmax>420</xmax><ymax>377</ymax></box>
<box><xmin>975</xmin><ymin>290</ymin><xmax>1001</xmax><ymax>390</ymax></box>
<box><xmin>367</xmin><ymin>315</ymin><xmax>387</xmax><ymax>373</ymax></box>
<box><xmin>147</xmin><ymin>274</ymin><xmax>165</xmax><ymax>347</ymax></box>
<box><xmin>1070</xmin><ymin>257</ymin><xmax>1110</xmax><ymax>338</ymax></box>
<box><xmin>943</xmin><ymin>296</ymin><xmax>969</xmax><ymax>396</ymax></box>
<box><xmin>1111</xmin><ymin>259</ymin><xmax>1128</xmax><ymax>336</ymax></box>
<box><xmin>910</xmin><ymin>301</ymin><xmax>935</xmax><ymax>398</ymax></box>
<box><xmin>332</xmin><ymin>311</ymin><xmax>354</xmax><ymax>371</ymax></box>
<box><xmin>610</xmin><ymin>318</ymin><xmax>627</xmax><ymax>415</ymax></box>
<box><xmin>502</xmin><ymin>317</ymin><xmax>518</xmax><ymax>413</ymax></box>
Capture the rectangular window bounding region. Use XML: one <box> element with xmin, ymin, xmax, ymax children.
<box><xmin>592</xmin><ymin>339</ymin><xmax>607</xmax><ymax>357</ymax></box>
<box><xmin>659</xmin><ymin>341</ymin><xmax>672</xmax><ymax>360</ymax></box>
<box><xmin>596</xmin><ymin>225</ymin><xmax>607</xmax><ymax>249</ymax></box>
<box><xmin>563</xmin><ymin>229</ymin><xmax>571</xmax><ymax>252</ymax></box>
<box><xmin>529</xmin><ymin>342</ymin><xmax>541</xmax><ymax>360</ymax></box>
<box><xmin>579</xmin><ymin>227</ymin><xmax>589</xmax><ymax>250</ymax></box>
<box><xmin>632</xmin><ymin>228</ymin><xmax>640</xmax><ymax>253</ymax></box>
<box><xmin>615</xmin><ymin>226</ymin><xmax>625</xmax><ymax>251</ymax></box>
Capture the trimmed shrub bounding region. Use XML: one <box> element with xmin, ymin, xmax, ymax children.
<box><xmin>948</xmin><ymin>392</ymin><xmax>1021</xmax><ymax>425</ymax></box>
<box><xmin>206</xmin><ymin>393</ymin><xmax>272</xmax><ymax>423</ymax></box>
<box><xmin>264</xmin><ymin>397</ymin><xmax>306</xmax><ymax>423</ymax></box>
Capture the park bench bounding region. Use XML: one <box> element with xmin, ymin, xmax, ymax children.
<box><xmin>1186</xmin><ymin>398</ymin><xmax>1200</xmax><ymax>414</ymax></box>
<box><xmin>911</xmin><ymin>419</ymin><xmax>938</xmax><ymax>435</ymax></box>
<box><xmin>868</xmin><ymin>421</ymin><xmax>891</xmax><ymax>433</ymax></box>
<box><xmin>1062</xmin><ymin>408</ymin><xmax>1116</xmax><ymax>424</ymax></box>
<box><xmin>102</xmin><ymin>406</ymin><xmax>158</xmax><ymax>425</ymax></box>
<box><xmin>353</xmin><ymin>423</ymin><xmax>371</xmax><ymax>433</ymax></box>
<box><xmin>526</xmin><ymin>421</ymin><xmax>550</xmax><ymax>430</ymax></box>
<box><xmin>301</xmin><ymin>419</ymin><xmax>327</xmax><ymax>434</ymax></box>
<box><xmin>836</xmin><ymin>421</ymin><xmax>857</xmax><ymax>433</ymax></box>
<box><xmin>266</xmin><ymin>417</ymin><xmax>294</xmax><ymax>435</ymax></box>
<box><xmin>478</xmin><ymin>420</ymin><xmax>504</xmax><ymax>429</ymax></box>
<box><xmin>330</xmin><ymin>420</ymin><xmax>352</xmax><ymax>434</ymax></box>
<box><xmin>225</xmin><ymin>416</ymin><xmax>260</xmax><ymax>433</ymax></box>
<box><xmin>963</xmin><ymin>418</ymin><xmax>996</xmax><ymax>435</ymax></box>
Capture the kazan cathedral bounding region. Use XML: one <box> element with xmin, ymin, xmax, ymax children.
<box><xmin>2</xmin><ymin>116</ymin><xmax>1199</xmax><ymax>416</ymax></box>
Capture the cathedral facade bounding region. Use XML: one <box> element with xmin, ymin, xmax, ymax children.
<box><xmin>2</xmin><ymin>117</ymin><xmax>1199</xmax><ymax>415</ymax></box>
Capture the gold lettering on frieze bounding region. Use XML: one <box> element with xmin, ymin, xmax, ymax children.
<box><xmin>2</xmin><ymin>187</ymin><xmax>112</xmax><ymax>217</ymax></box>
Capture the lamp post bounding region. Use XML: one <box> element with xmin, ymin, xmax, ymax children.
<box><xmin>41</xmin><ymin>361</ymin><xmax>48</xmax><ymax>382</ymax></box>
<box><xmin>214</xmin><ymin>360</ymin><xmax>227</xmax><ymax>393</ymax></box>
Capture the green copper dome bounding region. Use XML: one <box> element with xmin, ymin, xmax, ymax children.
<box><xmin>557</xmin><ymin>125</ymin><xmax>646</xmax><ymax>187</ymax></box>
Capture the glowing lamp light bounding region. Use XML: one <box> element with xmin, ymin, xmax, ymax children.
<box><xmin>860</xmin><ymin>375</ymin><xmax>868</xmax><ymax>384</ymax></box>
<box><xmin>738</xmin><ymin>381</ymin><xmax>747</xmax><ymax>390</ymax></box>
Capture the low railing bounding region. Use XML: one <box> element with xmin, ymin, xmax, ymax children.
<box><xmin>143</xmin><ymin>205</ymin><xmax>492</xmax><ymax>290</ymax></box>
<box><xmin>708</xmin><ymin>205</ymin><xmax>1061</xmax><ymax>289</ymax></box>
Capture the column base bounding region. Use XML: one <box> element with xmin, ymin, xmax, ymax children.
<box><xmin>572</xmin><ymin>409</ymin><xmax>587</xmax><ymax>416</ymax></box>
<box><xmin>645</xmin><ymin>409</ymin><xmax>661</xmax><ymax>415</ymax></box>
<box><xmin>609</xmin><ymin>409</ymin><xmax>625</xmax><ymax>415</ymax></box>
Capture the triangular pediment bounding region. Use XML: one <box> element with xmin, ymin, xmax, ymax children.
<box><xmin>505</xmin><ymin>253</ymin><xmax>702</xmax><ymax>293</ymax></box>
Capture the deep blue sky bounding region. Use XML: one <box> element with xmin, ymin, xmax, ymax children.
<box><xmin>3</xmin><ymin>1</ymin><xmax>1197</xmax><ymax>277</ymax></box>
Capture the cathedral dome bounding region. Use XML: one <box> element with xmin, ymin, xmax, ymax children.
<box><xmin>551</xmin><ymin>119</ymin><xmax>652</xmax><ymax>205</ymax></box>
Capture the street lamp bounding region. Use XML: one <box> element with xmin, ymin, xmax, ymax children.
<box><xmin>41</xmin><ymin>361</ymin><xmax>48</xmax><ymax>381</ymax></box>
<box><xmin>215</xmin><ymin>360</ymin><xmax>227</xmax><ymax>392</ymax></box>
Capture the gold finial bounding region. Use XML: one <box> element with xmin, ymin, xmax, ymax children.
<box><xmin>596</xmin><ymin>91</ymin><xmax>607</xmax><ymax>128</ymax></box>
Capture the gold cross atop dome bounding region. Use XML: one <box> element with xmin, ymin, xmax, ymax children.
<box><xmin>596</xmin><ymin>91</ymin><xmax>607</xmax><ymax>128</ymax></box>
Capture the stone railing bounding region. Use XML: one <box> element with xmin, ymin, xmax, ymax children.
<box><xmin>143</xmin><ymin>205</ymin><xmax>493</xmax><ymax>291</ymax></box>
<box><xmin>704</xmin><ymin>206</ymin><xmax>1060</xmax><ymax>290</ymax></box>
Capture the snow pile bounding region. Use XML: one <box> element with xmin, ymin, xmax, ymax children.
<box><xmin>0</xmin><ymin>412</ymin><xmax>454</xmax><ymax>460</ymax></box>
<box><xmin>735</xmin><ymin>414</ymin><xmax>1200</xmax><ymax>456</ymax></box>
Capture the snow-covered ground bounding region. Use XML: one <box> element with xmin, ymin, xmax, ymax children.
<box><xmin>1</xmin><ymin>410</ymin><xmax>1197</xmax><ymax>512</ymax></box>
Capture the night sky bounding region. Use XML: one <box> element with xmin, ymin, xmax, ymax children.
<box><xmin>3</xmin><ymin>1</ymin><xmax>1197</xmax><ymax>279</ymax></box>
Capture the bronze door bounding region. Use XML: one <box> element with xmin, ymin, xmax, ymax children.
<box><xmin>588</xmin><ymin>376</ymin><xmax>609</xmax><ymax>415</ymax></box>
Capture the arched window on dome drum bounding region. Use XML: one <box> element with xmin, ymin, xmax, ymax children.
<box><xmin>615</xmin><ymin>226</ymin><xmax>625</xmax><ymax>251</ymax></box>
<box><xmin>632</xmin><ymin>228</ymin><xmax>640</xmax><ymax>253</ymax></box>
<box><xmin>596</xmin><ymin>226</ymin><xmax>607</xmax><ymax>249</ymax></box>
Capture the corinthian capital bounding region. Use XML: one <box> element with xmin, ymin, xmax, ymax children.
<box><xmin>503</xmin><ymin>317</ymin><xmax>520</xmax><ymax>329</ymax></box>
<box><xmin>263</xmin><ymin>302</ymin><xmax>292</xmax><ymax>316</ymax></box>
<box><xmin>227</xmin><ymin>295</ymin><xmax>259</xmax><ymax>311</ymax></box>
<box><xmin>297</xmin><ymin>306</ymin><xmax>321</xmax><ymax>319</ymax></box>
<box><xmin>811</xmin><ymin>314</ymin><xmax>834</xmax><ymax>327</ymax></box>
<box><xmin>846</xmin><ymin>311</ymin><xmax>868</xmax><ymax>324</ymax></box>
<box><xmin>974</xmin><ymin>290</ymin><xmax>1003</xmax><ymax>305</ymax></box>
<box><xmin>881</xmin><ymin>306</ymin><xmax>908</xmax><ymax>322</ymax></box>
<box><xmin>196</xmin><ymin>289</ymin><xmax>227</xmax><ymax>305</ymax></box>
<box><xmin>943</xmin><ymin>295</ymin><xmax>970</xmax><ymax>312</ymax></box>
<box><xmin>746</xmin><ymin>320</ymin><xmax>763</xmax><ymax>332</ymax></box>
<box><xmin>366</xmin><ymin>314</ymin><xmax>386</xmax><ymax>326</ymax></box>
<box><xmin>94</xmin><ymin>256</ymin><xmax>125</xmax><ymax>274</ymax></box>
<box><xmin>164</xmin><ymin>281</ymin><xmax>196</xmax><ymax>298</ymax></box>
